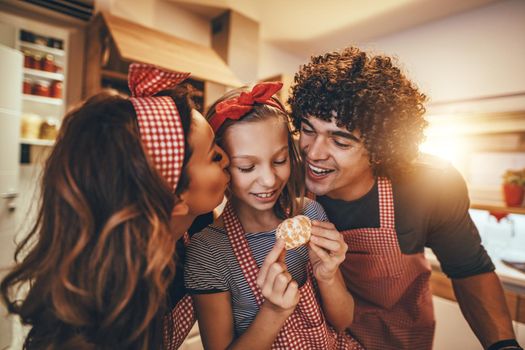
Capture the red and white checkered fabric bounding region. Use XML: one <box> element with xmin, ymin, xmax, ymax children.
<box><xmin>340</xmin><ymin>177</ymin><xmax>435</xmax><ymax>350</ymax></box>
<box><xmin>129</xmin><ymin>63</ymin><xmax>190</xmax><ymax>99</ymax></box>
<box><xmin>128</xmin><ymin>63</ymin><xmax>191</xmax><ymax>192</ymax></box>
<box><xmin>163</xmin><ymin>232</ymin><xmax>196</xmax><ymax>350</ymax></box>
<box><xmin>163</xmin><ymin>294</ymin><xmax>196</xmax><ymax>350</ymax></box>
<box><xmin>223</xmin><ymin>202</ymin><xmax>363</xmax><ymax>349</ymax></box>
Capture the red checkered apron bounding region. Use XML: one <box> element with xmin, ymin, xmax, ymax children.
<box><xmin>341</xmin><ymin>177</ymin><xmax>435</xmax><ymax>350</ymax></box>
<box><xmin>223</xmin><ymin>202</ymin><xmax>363</xmax><ymax>349</ymax></box>
<box><xmin>163</xmin><ymin>233</ymin><xmax>197</xmax><ymax>350</ymax></box>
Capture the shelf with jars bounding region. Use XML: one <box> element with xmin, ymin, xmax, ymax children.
<box><xmin>15</xmin><ymin>29</ymin><xmax>67</xmax><ymax>153</ymax></box>
<box><xmin>20</xmin><ymin>138</ymin><xmax>55</xmax><ymax>147</ymax></box>
<box><xmin>23</xmin><ymin>68</ymin><xmax>64</xmax><ymax>82</ymax></box>
<box><xmin>19</xmin><ymin>41</ymin><xmax>65</xmax><ymax>57</ymax></box>
<box><xmin>22</xmin><ymin>94</ymin><xmax>63</xmax><ymax>106</ymax></box>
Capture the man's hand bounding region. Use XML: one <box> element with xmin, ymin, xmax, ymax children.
<box><xmin>308</xmin><ymin>220</ymin><xmax>348</xmax><ymax>282</ymax></box>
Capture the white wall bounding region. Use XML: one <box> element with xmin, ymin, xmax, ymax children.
<box><xmin>363</xmin><ymin>0</ymin><xmax>525</xmax><ymax>103</ymax></box>
<box><xmin>258</xmin><ymin>41</ymin><xmax>305</xmax><ymax>80</ymax></box>
<box><xmin>261</xmin><ymin>0</ymin><xmax>525</xmax><ymax>101</ymax></box>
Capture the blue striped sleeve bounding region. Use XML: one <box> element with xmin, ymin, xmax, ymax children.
<box><xmin>184</xmin><ymin>229</ymin><xmax>229</xmax><ymax>294</ymax></box>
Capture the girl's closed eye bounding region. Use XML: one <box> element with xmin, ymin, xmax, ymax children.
<box><xmin>237</xmin><ymin>165</ymin><xmax>255</xmax><ymax>173</ymax></box>
<box><xmin>274</xmin><ymin>157</ymin><xmax>288</xmax><ymax>165</ymax></box>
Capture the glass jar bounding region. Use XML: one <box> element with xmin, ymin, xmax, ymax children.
<box><xmin>33</xmin><ymin>54</ymin><xmax>42</xmax><ymax>70</ymax></box>
<box><xmin>39</xmin><ymin>117</ymin><xmax>59</xmax><ymax>140</ymax></box>
<box><xmin>41</xmin><ymin>54</ymin><xmax>55</xmax><ymax>72</ymax></box>
<box><xmin>34</xmin><ymin>35</ymin><xmax>47</xmax><ymax>46</ymax></box>
<box><xmin>50</xmin><ymin>81</ymin><xmax>62</xmax><ymax>98</ymax></box>
<box><xmin>23</xmin><ymin>50</ymin><xmax>34</xmax><ymax>69</ymax></box>
<box><xmin>33</xmin><ymin>80</ymin><xmax>50</xmax><ymax>97</ymax></box>
<box><xmin>21</xmin><ymin>113</ymin><xmax>42</xmax><ymax>139</ymax></box>
<box><xmin>23</xmin><ymin>78</ymin><xmax>33</xmax><ymax>95</ymax></box>
<box><xmin>47</xmin><ymin>38</ymin><xmax>64</xmax><ymax>50</ymax></box>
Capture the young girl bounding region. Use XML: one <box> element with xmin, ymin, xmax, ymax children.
<box><xmin>184</xmin><ymin>82</ymin><xmax>363</xmax><ymax>349</ymax></box>
<box><xmin>0</xmin><ymin>64</ymin><xmax>230</xmax><ymax>349</ymax></box>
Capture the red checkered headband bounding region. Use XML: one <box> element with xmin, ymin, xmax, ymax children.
<box><xmin>209</xmin><ymin>82</ymin><xmax>284</xmax><ymax>132</ymax></box>
<box><xmin>128</xmin><ymin>63</ymin><xmax>191</xmax><ymax>192</ymax></box>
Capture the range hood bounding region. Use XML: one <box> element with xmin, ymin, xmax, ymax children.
<box><xmin>86</xmin><ymin>12</ymin><xmax>242</xmax><ymax>92</ymax></box>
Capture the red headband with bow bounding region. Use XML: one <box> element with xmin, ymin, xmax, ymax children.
<box><xmin>209</xmin><ymin>81</ymin><xmax>284</xmax><ymax>132</ymax></box>
<box><xmin>128</xmin><ymin>63</ymin><xmax>191</xmax><ymax>193</ymax></box>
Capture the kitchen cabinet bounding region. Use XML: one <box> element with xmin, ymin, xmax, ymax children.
<box><xmin>434</xmin><ymin>295</ymin><xmax>525</xmax><ymax>349</ymax></box>
<box><xmin>430</xmin><ymin>263</ymin><xmax>525</xmax><ymax>348</ymax></box>
<box><xmin>84</xmin><ymin>12</ymin><xmax>241</xmax><ymax>110</ymax></box>
<box><xmin>429</xmin><ymin>267</ymin><xmax>523</xmax><ymax>321</ymax></box>
<box><xmin>433</xmin><ymin>296</ymin><xmax>480</xmax><ymax>350</ymax></box>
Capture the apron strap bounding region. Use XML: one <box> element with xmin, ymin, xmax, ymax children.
<box><xmin>223</xmin><ymin>202</ymin><xmax>265</xmax><ymax>305</ymax></box>
<box><xmin>378</xmin><ymin>177</ymin><xmax>395</xmax><ymax>229</ymax></box>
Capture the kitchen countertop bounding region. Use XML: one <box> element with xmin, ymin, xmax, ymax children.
<box><xmin>424</xmin><ymin>248</ymin><xmax>525</xmax><ymax>293</ymax></box>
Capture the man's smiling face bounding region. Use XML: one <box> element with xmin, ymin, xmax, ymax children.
<box><xmin>299</xmin><ymin>116</ymin><xmax>374</xmax><ymax>201</ymax></box>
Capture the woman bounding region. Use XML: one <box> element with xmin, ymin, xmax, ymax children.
<box><xmin>0</xmin><ymin>64</ymin><xmax>229</xmax><ymax>349</ymax></box>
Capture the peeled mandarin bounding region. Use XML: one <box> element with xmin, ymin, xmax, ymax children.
<box><xmin>275</xmin><ymin>215</ymin><xmax>312</xmax><ymax>250</ymax></box>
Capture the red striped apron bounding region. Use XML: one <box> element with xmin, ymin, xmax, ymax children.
<box><xmin>223</xmin><ymin>202</ymin><xmax>363</xmax><ymax>349</ymax></box>
<box><xmin>163</xmin><ymin>233</ymin><xmax>197</xmax><ymax>350</ymax></box>
<box><xmin>341</xmin><ymin>177</ymin><xmax>435</xmax><ymax>350</ymax></box>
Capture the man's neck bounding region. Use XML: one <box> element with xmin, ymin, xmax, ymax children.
<box><xmin>328</xmin><ymin>174</ymin><xmax>376</xmax><ymax>202</ymax></box>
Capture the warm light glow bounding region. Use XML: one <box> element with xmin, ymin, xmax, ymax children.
<box><xmin>420</xmin><ymin>117</ymin><xmax>469</xmax><ymax>167</ymax></box>
<box><xmin>420</xmin><ymin>138</ymin><xmax>461</xmax><ymax>164</ymax></box>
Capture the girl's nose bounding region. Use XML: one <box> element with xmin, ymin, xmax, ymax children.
<box><xmin>258</xmin><ymin>165</ymin><xmax>277</xmax><ymax>188</ymax></box>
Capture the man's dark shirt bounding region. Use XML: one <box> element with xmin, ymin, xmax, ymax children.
<box><xmin>318</xmin><ymin>155</ymin><xmax>495</xmax><ymax>279</ymax></box>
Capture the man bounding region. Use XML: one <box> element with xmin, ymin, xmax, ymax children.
<box><xmin>288</xmin><ymin>47</ymin><xmax>521</xmax><ymax>350</ymax></box>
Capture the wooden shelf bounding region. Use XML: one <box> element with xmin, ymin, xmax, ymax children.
<box><xmin>22</xmin><ymin>94</ymin><xmax>63</xmax><ymax>106</ymax></box>
<box><xmin>20</xmin><ymin>138</ymin><xmax>55</xmax><ymax>147</ymax></box>
<box><xmin>24</xmin><ymin>68</ymin><xmax>64</xmax><ymax>81</ymax></box>
<box><xmin>19</xmin><ymin>41</ymin><xmax>65</xmax><ymax>57</ymax></box>
<box><xmin>470</xmin><ymin>202</ymin><xmax>525</xmax><ymax>215</ymax></box>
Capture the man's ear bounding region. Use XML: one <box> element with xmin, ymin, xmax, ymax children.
<box><xmin>171</xmin><ymin>195</ymin><xmax>189</xmax><ymax>217</ymax></box>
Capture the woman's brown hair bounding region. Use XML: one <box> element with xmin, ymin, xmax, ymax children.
<box><xmin>206</xmin><ymin>88</ymin><xmax>304</xmax><ymax>219</ymax></box>
<box><xmin>1</xmin><ymin>87</ymin><xmax>196</xmax><ymax>349</ymax></box>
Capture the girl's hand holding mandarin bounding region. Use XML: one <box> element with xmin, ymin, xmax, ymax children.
<box><xmin>256</xmin><ymin>239</ymin><xmax>300</xmax><ymax>314</ymax></box>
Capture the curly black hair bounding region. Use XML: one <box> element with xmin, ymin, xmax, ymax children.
<box><xmin>288</xmin><ymin>47</ymin><xmax>428</xmax><ymax>180</ymax></box>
